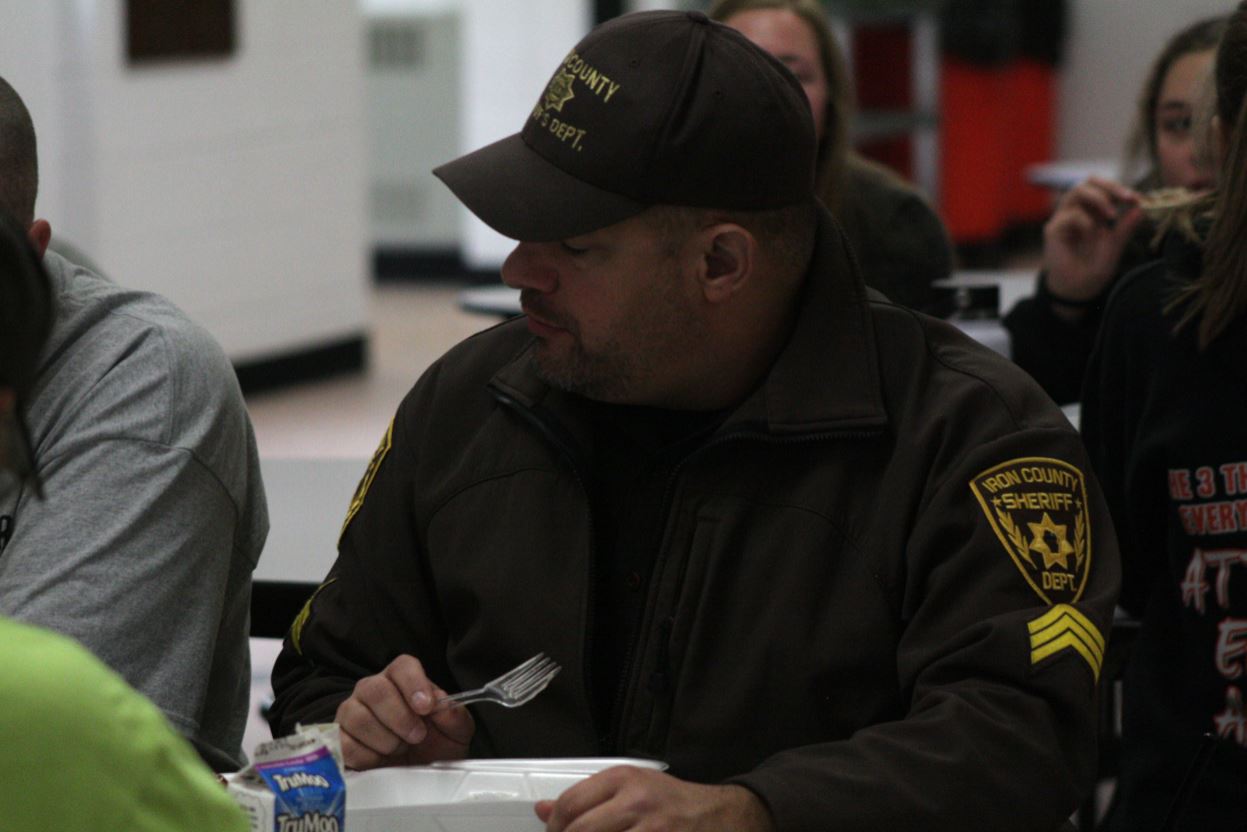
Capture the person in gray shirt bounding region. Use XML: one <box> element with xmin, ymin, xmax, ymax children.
<box><xmin>0</xmin><ymin>76</ymin><xmax>268</xmax><ymax>772</ymax></box>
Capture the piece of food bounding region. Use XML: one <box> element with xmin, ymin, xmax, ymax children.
<box><xmin>1138</xmin><ymin>187</ymin><xmax>1202</xmax><ymax>216</ymax></box>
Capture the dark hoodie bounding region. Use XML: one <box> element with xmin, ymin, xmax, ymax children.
<box><xmin>1082</xmin><ymin>224</ymin><xmax>1247</xmax><ymax>831</ymax></box>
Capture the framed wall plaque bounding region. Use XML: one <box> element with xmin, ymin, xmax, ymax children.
<box><xmin>126</xmin><ymin>0</ymin><xmax>236</xmax><ymax>64</ymax></box>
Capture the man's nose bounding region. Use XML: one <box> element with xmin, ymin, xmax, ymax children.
<box><xmin>500</xmin><ymin>242</ymin><xmax>558</xmax><ymax>293</ymax></box>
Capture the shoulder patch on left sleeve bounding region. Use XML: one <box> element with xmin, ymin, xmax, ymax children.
<box><xmin>339</xmin><ymin>419</ymin><xmax>394</xmax><ymax>543</ymax></box>
<box><xmin>1028</xmin><ymin>603</ymin><xmax>1104</xmax><ymax>681</ymax></box>
<box><xmin>291</xmin><ymin>578</ymin><xmax>337</xmax><ymax>655</ymax></box>
<box><xmin>969</xmin><ymin>457</ymin><xmax>1092</xmax><ymax>606</ymax></box>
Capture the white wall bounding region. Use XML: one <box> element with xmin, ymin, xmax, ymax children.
<box><xmin>0</xmin><ymin>0</ymin><xmax>369</xmax><ymax>363</ymax></box>
<box><xmin>366</xmin><ymin>9</ymin><xmax>462</xmax><ymax>249</ymax></box>
<box><xmin>0</xmin><ymin>4</ymin><xmax>66</xmax><ymax>231</ymax></box>
<box><xmin>11</xmin><ymin>0</ymin><xmax>1232</xmax><ymax>299</ymax></box>
<box><xmin>1057</xmin><ymin>0</ymin><xmax>1229</xmax><ymax>165</ymax></box>
<box><xmin>456</xmin><ymin>0</ymin><xmax>591</xmax><ymax>268</ymax></box>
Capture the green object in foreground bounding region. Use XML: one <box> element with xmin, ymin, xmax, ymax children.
<box><xmin>0</xmin><ymin>616</ymin><xmax>248</xmax><ymax>832</ymax></box>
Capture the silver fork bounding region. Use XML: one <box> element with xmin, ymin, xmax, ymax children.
<box><xmin>435</xmin><ymin>653</ymin><xmax>561</xmax><ymax>711</ymax></box>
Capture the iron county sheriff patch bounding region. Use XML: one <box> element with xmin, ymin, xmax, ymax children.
<box><xmin>339</xmin><ymin>419</ymin><xmax>394</xmax><ymax>543</ymax></box>
<box><xmin>970</xmin><ymin>457</ymin><xmax>1092</xmax><ymax>605</ymax></box>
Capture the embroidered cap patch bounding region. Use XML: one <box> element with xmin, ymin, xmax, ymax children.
<box><xmin>970</xmin><ymin>457</ymin><xmax>1092</xmax><ymax>605</ymax></box>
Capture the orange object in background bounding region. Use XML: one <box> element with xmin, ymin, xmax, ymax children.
<box><xmin>1006</xmin><ymin>58</ymin><xmax>1058</xmax><ymax>225</ymax></box>
<box><xmin>939</xmin><ymin>57</ymin><xmax>1011</xmax><ymax>244</ymax></box>
<box><xmin>938</xmin><ymin>56</ymin><xmax>1058</xmax><ymax>246</ymax></box>
<box><xmin>850</xmin><ymin>7</ymin><xmax>1063</xmax><ymax>250</ymax></box>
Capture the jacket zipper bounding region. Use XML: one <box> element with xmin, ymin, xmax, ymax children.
<box><xmin>609</xmin><ymin>424</ymin><xmax>885</xmax><ymax>749</ymax></box>
<box><xmin>491</xmin><ymin>390</ymin><xmax>606</xmax><ymax>752</ymax></box>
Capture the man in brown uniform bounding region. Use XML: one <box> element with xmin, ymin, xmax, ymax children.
<box><xmin>271</xmin><ymin>12</ymin><xmax>1119</xmax><ymax>831</ymax></box>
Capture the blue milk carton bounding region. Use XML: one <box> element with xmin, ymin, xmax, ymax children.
<box><xmin>229</xmin><ymin>723</ymin><xmax>347</xmax><ymax>831</ymax></box>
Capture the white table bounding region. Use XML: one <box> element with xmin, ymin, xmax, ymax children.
<box><xmin>458</xmin><ymin>285</ymin><xmax>521</xmax><ymax>317</ymax></box>
<box><xmin>937</xmin><ymin>268</ymin><xmax>1036</xmax><ymax>318</ymax></box>
<box><xmin>254</xmin><ymin>457</ymin><xmax>368</xmax><ymax>584</ymax></box>
<box><xmin>1025</xmin><ymin>159</ymin><xmax>1119</xmax><ymax>191</ymax></box>
<box><xmin>247</xmin><ymin>458</ymin><xmax>369</xmax><ymax>751</ymax></box>
<box><xmin>949</xmin><ymin>317</ymin><xmax>1011</xmax><ymax>357</ymax></box>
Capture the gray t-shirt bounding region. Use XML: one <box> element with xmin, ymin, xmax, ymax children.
<box><xmin>0</xmin><ymin>251</ymin><xmax>268</xmax><ymax>771</ymax></box>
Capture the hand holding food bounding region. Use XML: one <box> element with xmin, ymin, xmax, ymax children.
<box><xmin>1041</xmin><ymin>176</ymin><xmax>1146</xmax><ymax>315</ymax></box>
<box><xmin>333</xmin><ymin>654</ymin><xmax>474</xmax><ymax>770</ymax></box>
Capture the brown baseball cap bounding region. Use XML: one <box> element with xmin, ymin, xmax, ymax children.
<box><xmin>433</xmin><ymin>10</ymin><xmax>816</xmax><ymax>242</ymax></box>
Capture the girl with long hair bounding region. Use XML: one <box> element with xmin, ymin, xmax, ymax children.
<box><xmin>1006</xmin><ymin>15</ymin><xmax>1226</xmax><ymax>404</ymax></box>
<box><xmin>1082</xmin><ymin>4</ymin><xmax>1247</xmax><ymax>828</ymax></box>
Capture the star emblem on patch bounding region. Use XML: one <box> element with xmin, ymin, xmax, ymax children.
<box><xmin>1028</xmin><ymin>512</ymin><xmax>1075</xmax><ymax>569</ymax></box>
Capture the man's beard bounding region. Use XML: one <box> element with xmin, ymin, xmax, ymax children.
<box><xmin>531</xmin><ymin>329</ymin><xmax>638</xmax><ymax>401</ymax></box>
<box><xmin>522</xmin><ymin>291</ymin><xmax>635</xmax><ymax>400</ymax></box>
<box><xmin>523</xmin><ymin>268</ymin><xmax>697</xmax><ymax>403</ymax></box>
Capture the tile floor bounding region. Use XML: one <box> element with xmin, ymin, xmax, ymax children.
<box><xmin>244</xmin><ymin>280</ymin><xmax>497</xmax><ymax>459</ymax></box>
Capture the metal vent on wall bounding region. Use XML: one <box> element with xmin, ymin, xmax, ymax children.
<box><xmin>369</xmin><ymin>20</ymin><xmax>425</xmax><ymax>70</ymax></box>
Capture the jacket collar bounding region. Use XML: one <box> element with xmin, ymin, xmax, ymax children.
<box><xmin>489</xmin><ymin>205</ymin><xmax>889</xmax><ymax>439</ymax></box>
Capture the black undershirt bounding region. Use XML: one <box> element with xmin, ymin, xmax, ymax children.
<box><xmin>584</xmin><ymin>400</ymin><xmax>723</xmax><ymax>744</ymax></box>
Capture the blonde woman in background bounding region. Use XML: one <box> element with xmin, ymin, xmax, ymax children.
<box><xmin>709</xmin><ymin>0</ymin><xmax>954</xmax><ymax>312</ymax></box>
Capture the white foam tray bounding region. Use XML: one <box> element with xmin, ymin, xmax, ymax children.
<box><xmin>345</xmin><ymin>758</ymin><xmax>665</xmax><ymax>832</ymax></box>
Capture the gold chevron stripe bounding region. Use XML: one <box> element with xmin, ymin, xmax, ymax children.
<box><xmin>1028</xmin><ymin>604</ymin><xmax>1105</xmax><ymax>652</ymax></box>
<box><xmin>1031</xmin><ymin>632</ymin><xmax>1103</xmax><ymax>680</ymax></box>
<box><xmin>1030</xmin><ymin>614</ymin><xmax>1105</xmax><ymax>664</ymax></box>
<box><xmin>1027</xmin><ymin>604</ymin><xmax>1105</xmax><ymax>680</ymax></box>
<box><xmin>1031</xmin><ymin>620</ymin><xmax>1104</xmax><ymax>669</ymax></box>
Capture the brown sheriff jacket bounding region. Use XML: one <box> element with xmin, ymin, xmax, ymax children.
<box><xmin>270</xmin><ymin>207</ymin><xmax>1119</xmax><ymax>832</ymax></box>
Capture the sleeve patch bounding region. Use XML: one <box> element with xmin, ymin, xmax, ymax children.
<box><xmin>339</xmin><ymin>419</ymin><xmax>394</xmax><ymax>543</ymax></box>
<box><xmin>1027</xmin><ymin>603</ymin><xmax>1104</xmax><ymax>681</ymax></box>
<box><xmin>969</xmin><ymin>457</ymin><xmax>1093</xmax><ymax>606</ymax></box>
<box><xmin>291</xmin><ymin>578</ymin><xmax>337</xmax><ymax>655</ymax></box>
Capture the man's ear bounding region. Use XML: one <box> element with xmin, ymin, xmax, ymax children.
<box><xmin>26</xmin><ymin>220</ymin><xmax>51</xmax><ymax>260</ymax></box>
<box><xmin>698</xmin><ymin>223</ymin><xmax>755</xmax><ymax>304</ymax></box>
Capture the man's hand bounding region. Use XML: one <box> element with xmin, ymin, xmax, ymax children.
<box><xmin>534</xmin><ymin>766</ymin><xmax>775</xmax><ymax>832</ymax></box>
<box><xmin>1042</xmin><ymin>177</ymin><xmax>1145</xmax><ymax>321</ymax></box>
<box><xmin>334</xmin><ymin>655</ymin><xmax>474</xmax><ymax>770</ymax></box>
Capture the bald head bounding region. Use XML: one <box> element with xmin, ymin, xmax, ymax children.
<box><xmin>0</xmin><ymin>77</ymin><xmax>38</xmax><ymax>227</ymax></box>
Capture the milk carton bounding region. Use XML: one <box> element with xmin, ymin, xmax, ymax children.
<box><xmin>229</xmin><ymin>724</ymin><xmax>347</xmax><ymax>831</ymax></box>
